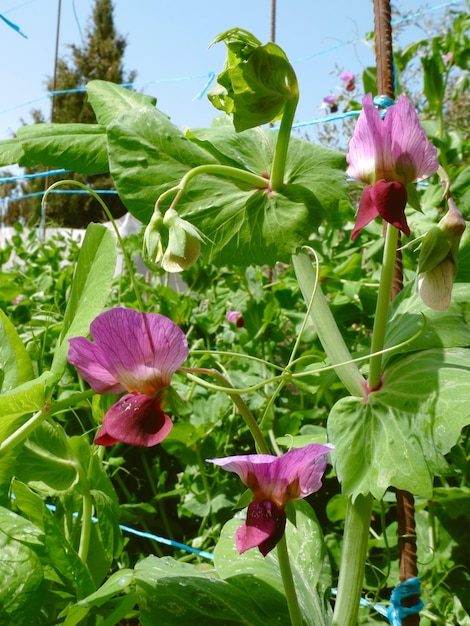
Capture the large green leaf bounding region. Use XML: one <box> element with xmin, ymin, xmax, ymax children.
<box><xmin>0</xmin><ymin>515</ymin><xmax>44</xmax><ymax>624</ymax></box>
<box><xmin>385</xmin><ymin>282</ymin><xmax>470</xmax><ymax>359</ymax></box>
<box><xmin>0</xmin><ymin>372</ymin><xmax>49</xmax><ymax>440</ymax></box>
<box><xmin>328</xmin><ymin>348</ymin><xmax>470</xmax><ymax>499</ymax></box>
<box><xmin>135</xmin><ymin>555</ymin><xmax>289</xmax><ymax>625</ymax></box>
<box><xmin>108</xmin><ymin>110</ymin><xmax>346</xmax><ymax>267</ymax></box>
<box><xmin>15</xmin><ymin>421</ymin><xmax>78</xmax><ymax>494</ymax></box>
<box><xmin>107</xmin><ymin>105</ymin><xmax>219</xmax><ymax>223</ymax></box>
<box><xmin>214</xmin><ymin>500</ymin><xmax>332</xmax><ymax>626</ymax></box>
<box><xmin>16</xmin><ymin>123</ymin><xmax>109</xmax><ymax>174</ymax></box>
<box><xmin>0</xmin><ymin>137</ymin><xmax>25</xmax><ymax>166</ymax></box>
<box><xmin>86</xmin><ymin>80</ymin><xmax>157</xmax><ymax>127</ymax></box>
<box><xmin>50</xmin><ymin>223</ymin><xmax>116</xmax><ymax>379</ymax></box>
<box><xmin>0</xmin><ymin>309</ymin><xmax>34</xmax><ymax>393</ymax></box>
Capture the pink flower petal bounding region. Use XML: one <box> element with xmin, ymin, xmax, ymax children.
<box><xmin>70</xmin><ymin>308</ymin><xmax>188</xmax><ymax>395</ymax></box>
<box><xmin>208</xmin><ymin>443</ymin><xmax>332</xmax><ymax>507</ymax></box>
<box><xmin>346</xmin><ymin>93</ymin><xmax>384</xmax><ymax>184</ymax></box>
<box><xmin>68</xmin><ymin>336</ymin><xmax>125</xmax><ymax>394</ymax></box>
<box><xmin>94</xmin><ymin>392</ymin><xmax>173</xmax><ymax>447</ymax></box>
<box><xmin>235</xmin><ymin>500</ymin><xmax>286</xmax><ymax>556</ymax></box>
<box><xmin>384</xmin><ymin>95</ymin><xmax>438</xmax><ymax>182</ymax></box>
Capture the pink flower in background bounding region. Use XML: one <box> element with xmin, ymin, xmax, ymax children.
<box><xmin>340</xmin><ymin>71</ymin><xmax>355</xmax><ymax>91</ymax></box>
<box><xmin>208</xmin><ymin>443</ymin><xmax>332</xmax><ymax>556</ymax></box>
<box><xmin>68</xmin><ymin>308</ymin><xmax>188</xmax><ymax>447</ymax></box>
<box><xmin>322</xmin><ymin>94</ymin><xmax>338</xmax><ymax>113</ymax></box>
<box><xmin>226</xmin><ymin>310</ymin><xmax>244</xmax><ymax>328</ymax></box>
<box><xmin>346</xmin><ymin>93</ymin><xmax>439</xmax><ymax>239</ymax></box>
<box><xmin>442</xmin><ymin>51</ymin><xmax>453</xmax><ymax>65</ymax></box>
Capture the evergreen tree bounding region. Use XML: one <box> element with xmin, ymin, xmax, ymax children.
<box><xmin>15</xmin><ymin>0</ymin><xmax>136</xmax><ymax>227</ymax></box>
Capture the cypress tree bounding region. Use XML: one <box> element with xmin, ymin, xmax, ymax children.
<box><xmin>16</xmin><ymin>0</ymin><xmax>136</xmax><ymax>227</ymax></box>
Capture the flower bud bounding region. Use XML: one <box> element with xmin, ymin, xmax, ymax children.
<box><xmin>143</xmin><ymin>208</ymin><xmax>165</xmax><ymax>264</ymax></box>
<box><xmin>161</xmin><ymin>208</ymin><xmax>204</xmax><ymax>272</ymax></box>
<box><xmin>418</xmin><ymin>199</ymin><xmax>466</xmax><ymax>310</ymax></box>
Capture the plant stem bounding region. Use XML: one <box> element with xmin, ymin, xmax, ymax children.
<box><xmin>368</xmin><ymin>224</ymin><xmax>399</xmax><ymax>390</ymax></box>
<box><xmin>270</xmin><ymin>91</ymin><xmax>299</xmax><ymax>191</ymax></box>
<box><xmin>183</xmin><ymin>368</ymin><xmax>270</xmax><ymax>454</ymax></box>
<box><xmin>277</xmin><ymin>534</ymin><xmax>304</xmax><ymax>626</ymax></box>
<box><xmin>0</xmin><ymin>409</ymin><xmax>46</xmax><ymax>456</ymax></box>
<box><xmin>332</xmin><ymin>494</ymin><xmax>374</xmax><ymax>626</ymax></box>
<box><xmin>177</xmin><ymin>164</ymin><xmax>269</xmax><ymax>192</ymax></box>
<box><xmin>292</xmin><ymin>252</ymin><xmax>367</xmax><ymax>398</ymax></box>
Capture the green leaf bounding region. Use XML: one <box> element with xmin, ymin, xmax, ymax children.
<box><xmin>109</xmin><ymin>113</ymin><xmax>346</xmax><ymax>267</ymax></box>
<box><xmin>0</xmin><ymin>309</ymin><xmax>34</xmax><ymax>394</ymax></box>
<box><xmin>0</xmin><ymin>137</ymin><xmax>25</xmax><ymax>166</ymax></box>
<box><xmin>214</xmin><ymin>500</ymin><xmax>332</xmax><ymax>626</ymax></box>
<box><xmin>50</xmin><ymin>223</ymin><xmax>117</xmax><ymax>379</ymax></box>
<box><xmin>0</xmin><ymin>522</ymin><xmax>45</xmax><ymax>624</ymax></box>
<box><xmin>385</xmin><ymin>283</ymin><xmax>470</xmax><ymax>358</ymax></box>
<box><xmin>135</xmin><ymin>555</ymin><xmax>289</xmax><ymax>625</ymax></box>
<box><xmin>13</xmin><ymin>481</ymin><xmax>96</xmax><ymax>598</ymax></box>
<box><xmin>16</xmin><ymin>123</ymin><xmax>109</xmax><ymax>175</ymax></box>
<box><xmin>107</xmin><ymin>106</ymin><xmax>218</xmax><ymax>222</ymax></box>
<box><xmin>62</xmin><ymin>569</ymin><xmax>135</xmax><ymax>626</ymax></box>
<box><xmin>86</xmin><ymin>80</ymin><xmax>157</xmax><ymax>127</ymax></box>
<box><xmin>15</xmin><ymin>421</ymin><xmax>78</xmax><ymax>494</ymax></box>
<box><xmin>0</xmin><ymin>372</ymin><xmax>49</xmax><ymax>442</ymax></box>
<box><xmin>328</xmin><ymin>348</ymin><xmax>470</xmax><ymax>499</ymax></box>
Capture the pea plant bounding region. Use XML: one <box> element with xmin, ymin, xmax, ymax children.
<box><xmin>1</xmin><ymin>13</ymin><xmax>470</xmax><ymax>626</ymax></box>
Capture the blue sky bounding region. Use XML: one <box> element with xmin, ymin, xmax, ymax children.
<box><xmin>0</xmin><ymin>0</ymin><xmax>463</xmax><ymax>143</ymax></box>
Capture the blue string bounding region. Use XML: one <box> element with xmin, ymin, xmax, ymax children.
<box><xmin>0</xmin><ymin>12</ymin><xmax>27</xmax><ymax>38</ymax></box>
<box><xmin>373</xmin><ymin>95</ymin><xmax>395</xmax><ymax>109</ymax></box>
<box><xmin>387</xmin><ymin>578</ymin><xmax>424</xmax><ymax>625</ymax></box>
<box><xmin>0</xmin><ymin>169</ymin><xmax>71</xmax><ymax>184</ymax></box>
<box><xmin>192</xmin><ymin>72</ymin><xmax>216</xmax><ymax>101</ymax></box>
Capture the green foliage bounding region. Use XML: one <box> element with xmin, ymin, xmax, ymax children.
<box><xmin>1</xmin><ymin>8</ymin><xmax>470</xmax><ymax>625</ymax></box>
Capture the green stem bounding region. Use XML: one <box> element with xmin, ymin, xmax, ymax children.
<box><xmin>368</xmin><ymin>225</ymin><xmax>399</xmax><ymax>390</ymax></box>
<box><xmin>182</xmin><ymin>368</ymin><xmax>270</xmax><ymax>454</ymax></box>
<box><xmin>332</xmin><ymin>494</ymin><xmax>373</xmax><ymax>626</ymax></box>
<box><xmin>0</xmin><ymin>409</ymin><xmax>47</xmax><ymax>456</ymax></box>
<box><xmin>292</xmin><ymin>252</ymin><xmax>367</xmax><ymax>397</ymax></box>
<box><xmin>42</xmin><ymin>180</ymin><xmax>145</xmax><ymax>312</ymax></box>
<box><xmin>276</xmin><ymin>534</ymin><xmax>304</xmax><ymax>626</ymax></box>
<box><xmin>78</xmin><ymin>483</ymin><xmax>93</xmax><ymax>563</ymax></box>
<box><xmin>177</xmin><ymin>164</ymin><xmax>269</xmax><ymax>193</ymax></box>
<box><xmin>270</xmin><ymin>89</ymin><xmax>299</xmax><ymax>191</ymax></box>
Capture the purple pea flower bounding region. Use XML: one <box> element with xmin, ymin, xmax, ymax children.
<box><xmin>226</xmin><ymin>310</ymin><xmax>244</xmax><ymax>328</ymax></box>
<box><xmin>340</xmin><ymin>71</ymin><xmax>355</xmax><ymax>91</ymax></box>
<box><xmin>347</xmin><ymin>93</ymin><xmax>439</xmax><ymax>240</ymax></box>
<box><xmin>322</xmin><ymin>94</ymin><xmax>338</xmax><ymax>113</ymax></box>
<box><xmin>208</xmin><ymin>443</ymin><xmax>332</xmax><ymax>556</ymax></box>
<box><xmin>68</xmin><ymin>308</ymin><xmax>188</xmax><ymax>447</ymax></box>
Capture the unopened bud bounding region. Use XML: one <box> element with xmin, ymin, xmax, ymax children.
<box><xmin>143</xmin><ymin>209</ymin><xmax>165</xmax><ymax>264</ymax></box>
<box><xmin>418</xmin><ymin>199</ymin><xmax>466</xmax><ymax>310</ymax></box>
<box><xmin>162</xmin><ymin>208</ymin><xmax>204</xmax><ymax>272</ymax></box>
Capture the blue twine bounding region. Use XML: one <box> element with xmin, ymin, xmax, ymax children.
<box><xmin>10</xmin><ymin>494</ymin><xmax>214</xmax><ymax>561</ymax></box>
<box><xmin>373</xmin><ymin>95</ymin><xmax>395</xmax><ymax>109</ymax></box>
<box><xmin>0</xmin><ymin>169</ymin><xmax>71</xmax><ymax>184</ymax></box>
<box><xmin>387</xmin><ymin>578</ymin><xmax>424</xmax><ymax>625</ymax></box>
<box><xmin>0</xmin><ymin>12</ymin><xmax>27</xmax><ymax>38</ymax></box>
<box><xmin>192</xmin><ymin>71</ymin><xmax>216</xmax><ymax>101</ymax></box>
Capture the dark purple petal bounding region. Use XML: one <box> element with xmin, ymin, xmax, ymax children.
<box><xmin>68</xmin><ymin>336</ymin><xmax>124</xmax><ymax>394</ymax></box>
<box><xmin>235</xmin><ymin>500</ymin><xmax>286</xmax><ymax>556</ymax></box>
<box><xmin>372</xmin><ymin>180</ymin><xmax>409</xmax><ymax>236</ymax></box>
<box><xmin>352</xmin><ymin>181</ymin><xmax>409</xmax><ymax>239</ymax></box>
<box><xmin>352</xmin><ymin>186</ymin><xmax>380</xmax><ymax>240</ymax></box>
<box><xmin>94</xmin><ymin>392</ymin><xmax>173</xmax><ymax>447</ymax></box>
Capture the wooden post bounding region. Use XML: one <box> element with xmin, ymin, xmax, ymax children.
<box><xmin>373</xmin><ymin>0</ymin><xmax>420</xmax><ymax>624</ymax></box>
